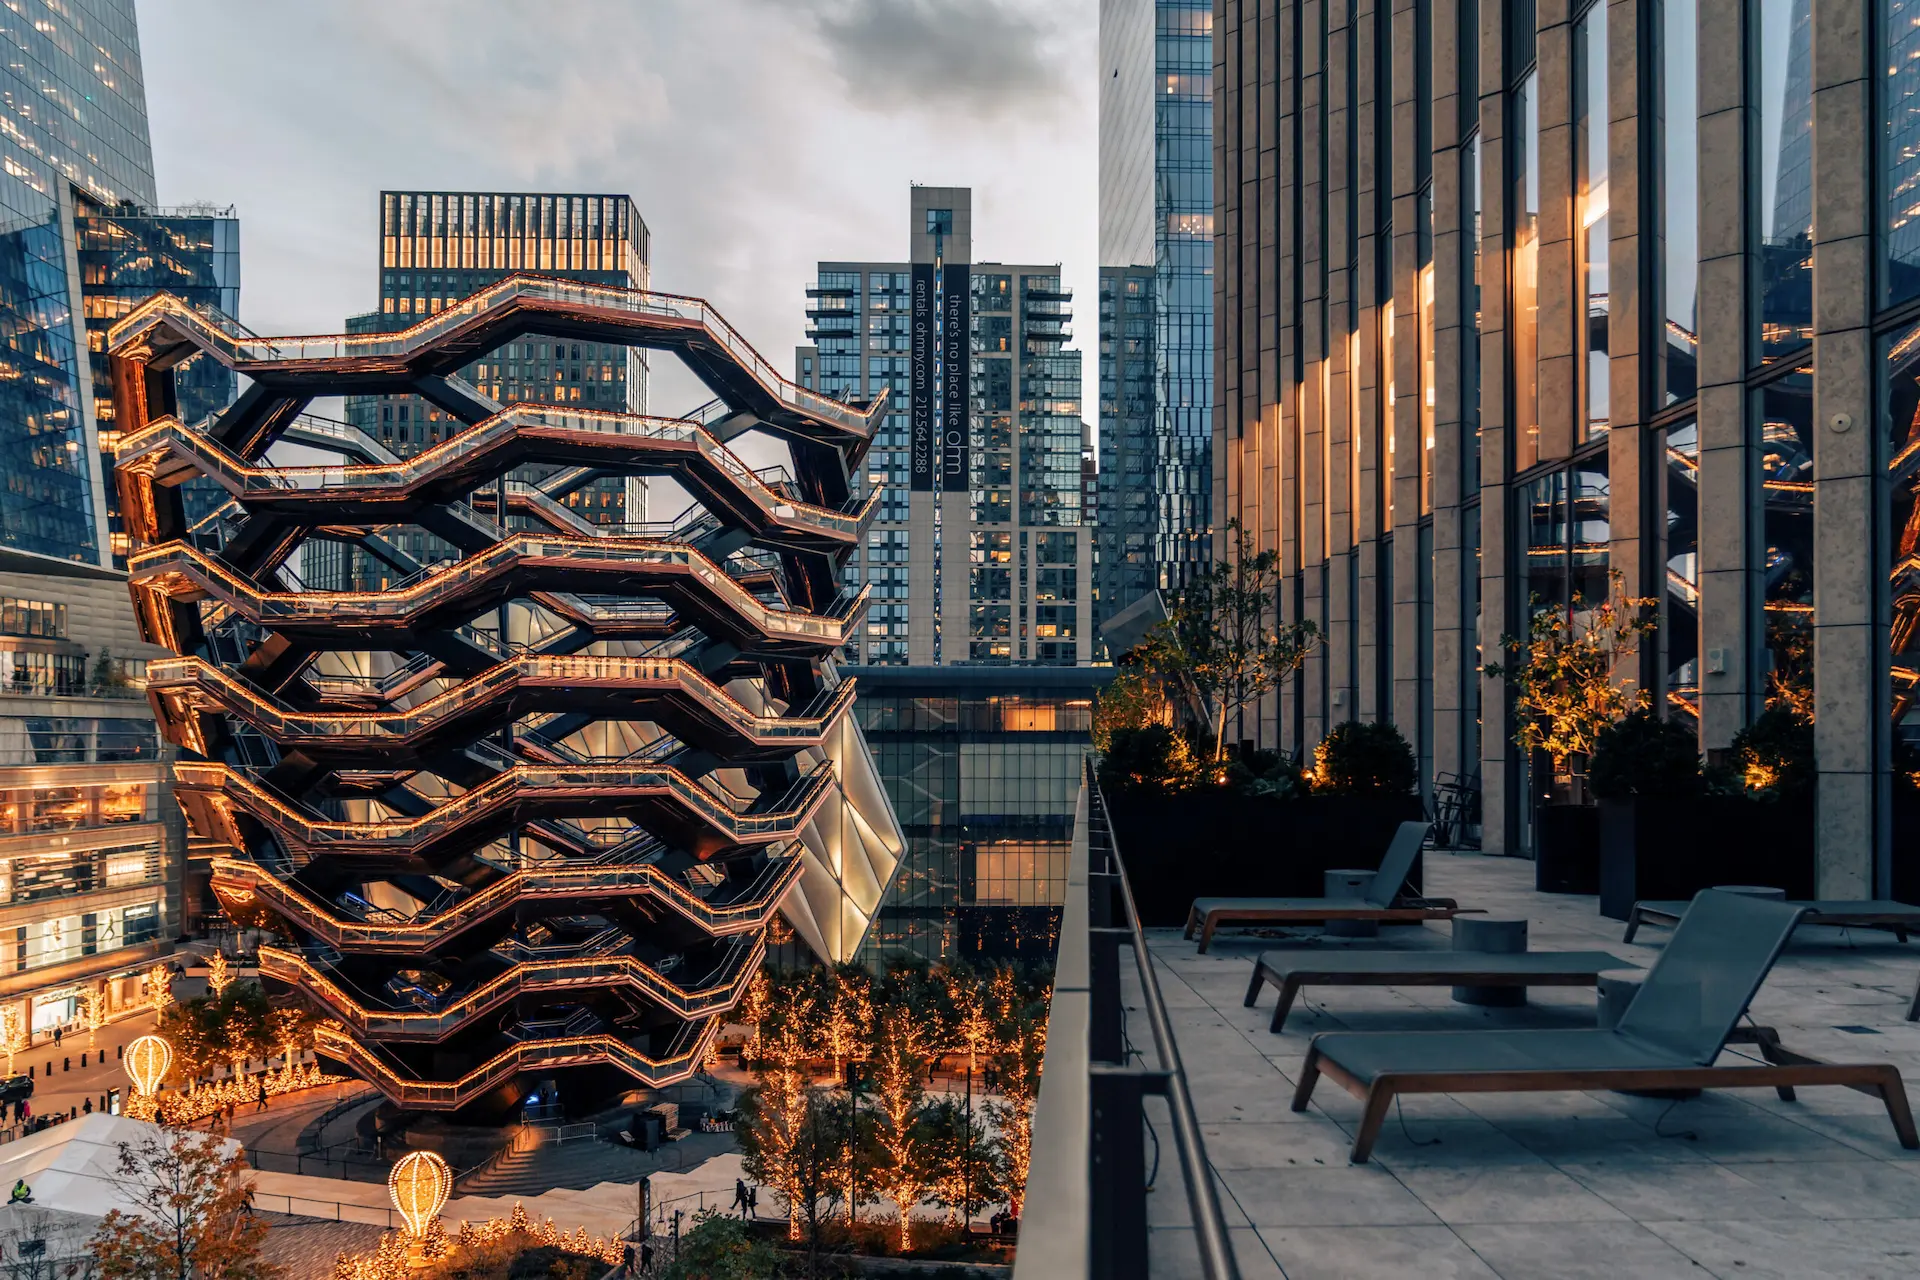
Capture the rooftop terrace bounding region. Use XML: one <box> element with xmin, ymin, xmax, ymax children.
<box><xmin>1137</xmin><ymin>854</ymin><xmax>1920</xmax><ymax>1279</ymax></box>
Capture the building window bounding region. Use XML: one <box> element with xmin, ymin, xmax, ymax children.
<box><xmin>1887</xmin><ymin>326</ymin><xmax>1920</xmax><ymax>740</ymax></box>
<box><xmin>1885</xmin><ymin>0</ymin><xmax>1920</xmax><ymax>307</ymax></box>
<box><xmin>1512</xmin><ymin>70</ymin><xmax>1541</xmax><ymax>470</ymax></box>
<box><xmin>1574</xmin><ymin>1</ymin><xmax>1609</xmax><ymax>440</ymax></box>
<box><xmin>1754</xmin><ymin>364</ymin><xmax>1815</xmax><ymax>714</ymax></box>
<box><xmin>1660</xmin><ymin>0</ymin><xmax>1699</xmax><ymax>403</ymax></box>
<box><xmin>1665</xmin><ymin>421</ymin><xmax>1701</xmax><ymax>721</ymax></box>
<box><xmin>1464</xmin><ymin>132</ymin><xmax>1483</xmax><ymax>495</ymax></box>
<box><xmin>1755</xmin><ymin>0</ymin><xmax>1813</xmax><ymax>361</ymax></box>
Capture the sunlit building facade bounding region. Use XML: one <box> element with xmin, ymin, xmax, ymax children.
<box><xmin>797</xmin><ymin>187</ymin><xmax>1092</xmax><ymax>667</ymax></box>
<box><xmin>1097</xmin><ymin>0</ymin><xmax>1216</xmax><ymax>638</ymax></box>
<box><xmin>1214</xmin><ymin>0</ymin><xmax>1920</xmax><ymax>896</ymax></box>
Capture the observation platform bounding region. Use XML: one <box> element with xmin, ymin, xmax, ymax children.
<box><xmin>1142</xmin><ymin>854</ymin><xmax>1920</xmax><ymax>1279</ymax></box>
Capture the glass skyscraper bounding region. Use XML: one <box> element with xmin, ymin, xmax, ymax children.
<box><xmin>1096</xmin><ymin>0</ymin><xmax>1214</xmax><ymax>639</ymax></box>
<box><xmin>0</xmin><ymin>0</ymin><xmax>220</xmax><ymax>1042</ymax></box>
<box><xmin>0</xmin><ymin>0</ymin><xmax>155</xmax><ymax>567</ymax></box>
<box><xmin>73</xmin><ymin>197</ymin><xmax>239</xmax><ymax>566</ymax></box>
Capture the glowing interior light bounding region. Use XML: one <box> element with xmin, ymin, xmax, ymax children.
<box><xmin>388</xmin><ymin>1150</ymin><xmax>453</xmax><ymax>1238</ymax></box>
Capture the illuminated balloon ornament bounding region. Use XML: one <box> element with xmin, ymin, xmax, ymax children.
<box><xmin>388</xmin><ymin>1150</ymin><xmax>452</xmax><ymax>1238</ymax></box>
<box><xmin>122</xmin><ymin>1034</ymin><xmax>172</xmax><ymax>1121</ymax></box>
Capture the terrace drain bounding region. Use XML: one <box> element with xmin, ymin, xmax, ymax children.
<box><xmin>1834</xmin><ymin>1025</ymin><xmax>1882</xmax><ymax>1034</ymax></box>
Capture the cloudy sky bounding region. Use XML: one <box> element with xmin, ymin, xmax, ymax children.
<box><xmin>135</xmin><ymin>0</ymin><xmax>1097</xmax><ymax>418</ymax></box>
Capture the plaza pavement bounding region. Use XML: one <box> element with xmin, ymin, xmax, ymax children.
<box><xmin>1140</xmin><ymin>853</ymin><xmax>1920</xmax><ymax>1280</ymax></box>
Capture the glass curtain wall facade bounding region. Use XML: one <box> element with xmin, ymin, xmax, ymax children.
<box><xmin>796</xmin><ymin>187</ymin><xmax>1092</xmax><ymax>667</ymax></box>
<box><xmin>1218</xmin><ymin>0</ymin><xmax>1920</xmax><ymax>893</ymax></box>
<box><xmin>0</xmin><ymin>0</ymin><xmax>191</xmax><ymax>1045</ymax></box>
<box><xmin>0</xmin><ymin>0</ymin><xmax>153</xmax><ymax>568</ymax></box>
<box><xmin>1096</xmin><ymin>0</ymin><xmax>1215</xmax><ymax>639</ymax></box>
<box><xmin>847</xmin><ymin>666</ymin><xmax>1108</xmax><ymax>963</ymax></box>
<box><xmin>73</xmin><ymin>197</ymin><xmax>239</xmax><ymax>566</ymax></box>
<box><xmin>309</xmin><ymin>192</ymin><xmax>650</xmax><ymax>592</ymax></box>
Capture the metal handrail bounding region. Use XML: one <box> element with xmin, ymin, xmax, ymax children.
<box><xmin>1088</xmin><ymin>764</ymin><xmax>1238</xmax><ymax>1280</ymax></box>
<box><xmin>1019</xmin><ymin>761</ymin><xmax>1238</xmax><ymax>1280</ymax></box>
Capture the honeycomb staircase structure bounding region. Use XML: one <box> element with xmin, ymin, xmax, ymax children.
<box><xmin>108</xmin><ymin>274</ymin><xmax>906</xmax><ymax>1117</ymax></box>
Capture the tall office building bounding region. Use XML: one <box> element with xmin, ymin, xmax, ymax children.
<box><xmin>74</xmin><ymin>196</ymin><xmax>240</xmax><ymax>566</ymax></box>
<box><xmin>0</xmin><ymin>0</ymin><xmax>214</xmax><ymax>1039</ymax></box>
<box><xmin>1213</xmin><ymin>0</ymin><xmax>1920</xmax><ymax>896</ymax></box>
<box><xmin>797</xmin><ymin>187</ymin><xmax>1091</xmax><ymax>667</ymax></box>
<box><xmin>309</xmin><ymin>192</ymin><xmax>650</xmax><ymax>592</ymax></box>
<box><xmin>1096</xmin><ymin>0</ymin><xmax>1214</xmax><ymax>638</ymax></box>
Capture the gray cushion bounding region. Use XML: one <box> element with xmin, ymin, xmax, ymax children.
<box><xmin>1613</xmin><ymin>890</ymin><xmax>1805</xmax><ymax>1064</ymax></box>
<box><xmin>1313</xmin><ymin>1028</ymin><xmax>1680</xmax><ymax>1085</ymax></box>
<box><xmin>1363</xmin><ymin>821</ymin><xmax>1430</xmax><ymax>906</ymax></box>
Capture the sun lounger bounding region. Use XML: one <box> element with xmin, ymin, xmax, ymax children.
<box><xmin>1243</xmin><ymin>949</ymin><xmax>1631</xmax><ymax>1032</ymax></box>
<box><xmin>1183</xmin><ymin>821</ymin><xmax>1469</xmax><ymax>953</ymax></box>
<box><xmin>1623</xmin><ymin>897</ymin><xmax>1920</xmax><ymax>944</ymax></box>
<box><xmin>1290</xmin><ymin>890</ymin><xmax>1920</xmax><ymax>1163</ymax></box>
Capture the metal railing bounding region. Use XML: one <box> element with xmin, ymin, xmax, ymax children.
<box><xmin>1015</xmin><ymin>761</ymin><xmax>1239</xmax><ymax>1280</ymax></box>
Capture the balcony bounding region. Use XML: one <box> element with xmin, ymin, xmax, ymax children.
<box><xmin>1021</xmin><ymin>765</ymin><xmax>1920</xmax><ymax>1277</ymax></box>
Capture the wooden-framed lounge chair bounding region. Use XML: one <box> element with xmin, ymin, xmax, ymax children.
<box><xmin>1243</xmin><ymin>948</ymin><xmax>1631</xmax><ymax>1033</ymax></box>
<box><xmin>1623</xmin><ymin>897</ymin><xmax>1920</xmax><ymax>944</ymax></box>
<box><xmin>1183</xmin><ymin>821</ymin><xmax>1469</xmax><ymax>953</ymax></box>
<box><xmin>1290</xmin><ymin>890</ymin><xmax>1920</xmax><ymax>1163</ymax></box>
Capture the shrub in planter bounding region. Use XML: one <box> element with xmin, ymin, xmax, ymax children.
<box><xmin>1223</xmin><ymin>745</ymin><xmax>1307</xmax><ymax>799</ymax></box>
<box><xmin>1589</xmin><ymin>710</ymin><xmax>1702</xmax><ymax>800</ymax></box>
<box><xmin>1725</xmin><ymin>706</ymin><xmax>1815</xmax><ymax>799</ymax></box>
<box><xmin>1311</xmin><ymin>720</ymin><xmax>1417</xmax><ymax>796</ymax></box>
<box><xmin>1096</xmin><ymin>723</ymin><xmax>1199</xmax><ymax>794</ymax></box>
<box><xmin>1599</xmin><ymin>709</ymin><xmax>1816</xmax><ymax>919</ymax></box>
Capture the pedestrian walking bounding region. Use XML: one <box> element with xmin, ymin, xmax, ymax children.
<box><xmin>731</xmin><ymin>1178</ymin><xmax>748</xmax><ymax>1218</ymax></box>
<box><xmin>746</xmin><ymin>1185</ymin><xmax>757</xmax><ymax>1217</ymax></box>
<box><xmin>51</xmin><ymin>1026</ymin><xmax>59</xmax><ymax>1047</ymax></box>
<box><xmin>639</xmin><ymin>1241</ymin><xmax>653</xmax><ymax>1275</ymax></box>
<box><xmin>256</xmin><ymin>1082</ymin><xmax>268</xmax><ymax>1112</ymax></box>
<box><xmin>81</xmin><ymin>1098</ymin><xmax>90</xmax><ymax>1116</ymax></box>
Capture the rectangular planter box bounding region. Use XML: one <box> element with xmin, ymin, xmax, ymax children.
<box><xmin>1597</xmin><ymin>793</ymin><xmax>1815</xmax><ymax>920</ymax></box>
<box><xmin>1534</xmin><ymin>804</ymin><xmax>1600</xmax><ymax>895</ymax></box>
<box><xmin>1102</xmin><ymin>790</ymin><xmax>1428</xmax><ymax>928</ymax></box>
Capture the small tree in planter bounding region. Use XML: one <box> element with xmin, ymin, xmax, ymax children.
<box><xmin>1483</xmin><ymin>570</ymin><xmax>1659</xmax><ymax>793</ymax></box>
<box><xmin>1142</xmin><ymin>518</ymin><xmax>1319</xmax><ymax>763</ymax></box>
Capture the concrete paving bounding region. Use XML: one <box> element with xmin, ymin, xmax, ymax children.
<box><xmin>1141</xmin><ymin>853</ymin><xmax>1920</xmax><ymax>1280</ymax></box>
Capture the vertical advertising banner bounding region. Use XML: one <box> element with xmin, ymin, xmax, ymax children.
<box><xmin>909</xmin><ymin>262</ymin><xmax>936</xmax><ymax>491</ymax></box>
<box><xmin>940</xmin><ymin>261</ymin><xmax>971</xmax><ymax>492</ymax></box>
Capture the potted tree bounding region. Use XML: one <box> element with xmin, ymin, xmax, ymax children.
<box><xmin>1484</xmin><ymin>572</ymin><xmax>1657</xmax><ymax>894</ymax></box>
<box><xmin>1094</xmin><ymin>522</ymin><xmax>1434</xmax><ymax>925</ymax></box>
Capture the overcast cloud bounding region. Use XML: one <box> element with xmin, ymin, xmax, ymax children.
<box><xmin>135</xmin><ymin>0</ymin><xmax>1096</xmax><ymax>430</ymax></box>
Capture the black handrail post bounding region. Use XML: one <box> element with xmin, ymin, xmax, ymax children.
<box><xmin>1088</xmin><ymin>1066</ymin><xmax>1150</xmax><ymax>1280</ymax></box>
<box><xmin>1089</xmin><ymin>927</ymin><xmax>1129</xmax><ymax>1065</ymax></box>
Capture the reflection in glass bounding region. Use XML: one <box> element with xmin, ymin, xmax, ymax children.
<box><xmin>1575</xmin><ymin>3</ymin><xmax>1610</xmax><ymax>439</ymax></box>
<box><xmin>1464</xmin><ymin>133</ymin><xmax>1482</xmax><ymax>495</ymax></box>
<box><xmin>1885</xmin><ymin>326</ymin><xmax>1920</xmax><ymax>736</ymax></box>
<box><xmin>1884</xmin><ymin>0</ymin><xmax>1920</xmax><ymax>306</ymax></box>
<box><xmin>1665</xmin><ymin>422</ymin><xmax>1701</xmax><ymax>720</ymax></box>
<box><xmin>1756</xmin><ymin>0</ymin><xmax>1813</xmax><ymax>360</ymax></box>
<box><xmin>1660</xmin><ymin>0</ymin><xmax>1699</xmax><ymax>402</ymax></box>
<box><xmin>1419</xmin><ymin>188</ymin><xmax>1436</xmax><ymax>513</ymax></box>
<box><xmin>1755</xmin><ymin>366</ymin><xmax>1815</xmax><ymax>714</ymax></box>
<box><xmin>1513</xmin><ymin>73</ymin><xmax>1541</xmax><ymax>469</ymax></box>
<box><xmin>1383</xmin><ymin>298</ymin><xmax>1397</xmax><ymax>532</ymax></box>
